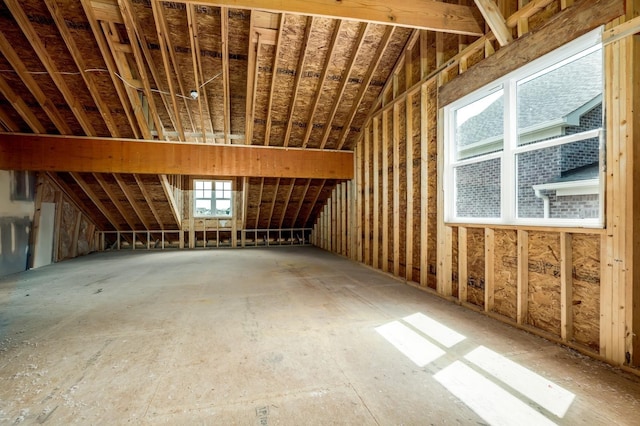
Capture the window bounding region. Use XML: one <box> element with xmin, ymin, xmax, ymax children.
<box><xmin>445</xmin><ymin>30</ymin><xmax>603</xmax><ymax>227</ymax></box>
<box><xmin>194</xmin><ymin>180</ymin><xmax>232</xmax><ymax>217</ymax></box>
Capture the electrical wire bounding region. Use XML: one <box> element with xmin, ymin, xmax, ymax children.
<box><xmin>0</xmin><ymin>67</ymin><xmax>222</xmax><ymax>100</ymax></box>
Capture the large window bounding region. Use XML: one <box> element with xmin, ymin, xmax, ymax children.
<box><xmin>445</xmin><ymin>30</ymin><xmax>603</xmax><ymax>227</ymax></box>
<box><xmin>194</xmin><ymin>180</ymin><xmax>232</xmax><ymax>217</ymax></box>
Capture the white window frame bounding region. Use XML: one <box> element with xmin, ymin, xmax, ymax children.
<box><xmin>193</xmin><ymin>179</ymin><xmax>233</xmax><ymax>218</ymax></box>
<box><xmin>444</xmin><ymin>29</ymin><xmax>604</xmax><ymax>228</ymax></box>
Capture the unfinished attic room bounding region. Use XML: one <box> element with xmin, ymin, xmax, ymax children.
<box><xmin>3</xmin><ymin>0</ymin><xmax>640</xmax><ymax>423</ymax></box>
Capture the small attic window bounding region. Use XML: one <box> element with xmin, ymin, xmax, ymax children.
<box><xmin>194</xmin><ymin>179</ymin><xmax>232</xmax><ymax>218</ymax></box>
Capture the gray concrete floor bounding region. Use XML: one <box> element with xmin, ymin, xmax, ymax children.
<box><xmin>0</xmin><ymin>247</ymin><xmax>639</xmax><ymax>425</ymax></box>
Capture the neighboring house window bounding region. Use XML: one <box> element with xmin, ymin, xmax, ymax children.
<box><xmin>444</xmin><ymin>29</ymin><xmax>603</xmax><ymax>227</ymax></box>
<box><xmin>194</xmin><ymin>180</ymin><xmax>232</xmax><ymax>217</ymax></box>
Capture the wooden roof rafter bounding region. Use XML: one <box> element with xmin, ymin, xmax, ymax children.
<box><xmin>114</xmin><ymin>174</ymin><xmax>156</xmax><ymax>231</ymax></box>
<box><xmin>266</xmin><ymin>178</ymin><xmax>281</xmax><ymax>228</ymax></box>
<box><xmin>283</xmin><ymin>16</ymin><xmax>314</xmax><ymax>148</ymax></box>
<box><xmin>254</xmin><ymin>178</ymin><xmax>265</xmax><ymax>229</ymax></box>
<box><xmin>154</xmin><ymin>1</ymin><xmax>197</xmax><ymax>136</ymax></box>
<box><xmin>134</xmin><ymin>174</ymin><xmax>165</xmax><ymax>230</ymax></box>
<box><xmin>291</xmin><ymin>179</ymin><xmax>311</xmax><ymax>228</ymax></box>
<box><xmin>0</xmin><ymin>75</ymin><xmax>46</xmax><ymax>134</ymax></box>
<box><xmin>80</xmin><ymin>0</ymin><xmax>142</xmax><ymax>139</ymax></box>
<box><xmin>160</xmin><ymin>174</ymin><xmax>182</xmax><ymax>228</ymax></box>
<box><xmin>93</xmin><ymin>172</ymin><xmax>139</xmax><ymax>233</ymax></box>
<box><xmin>44</xmin><ymin>0</ymin><xmax>121</xmax><ymax>138</ymax></box>
<box><xmin>4</xmin><ymin>0</ymin><xmax>97</xmax><ymax>136</ymax></box>
<box><xmin>186</xmin><ymin>3</ymin><xmax>213</xmax><ymax>143</ymax></box>
<box><xmin>336</xmin><ymin>26</ymin><xmax>395</xmax><ymax>150</ymax></box>
<box><xmin>70</xmin><ymin>172</ymin><xmax>130</xmax><ymax>239</ymax></box>
<box><xmin>245</xmin><ymin>12</ymin><xmax>259</xmax><ymax>145</ymax></box>
<box><xmin>150</xmin><ymin>0</ymin><xmax>187</xmax><ymax>141</ymax></box>
<box><xmin>221</xmin><ymin>6</ymin><xmax>231</xmax><ymax>144</ymax></box>
<box><xmin>318</xmin><ymin>22</ymin><xmax>369</xmax><ymax>149</ymax></box>
<box><xmin>278</xmin><ymin>178</ymin><xmax>296</xmax><ymax>229</ymax></box>
<box><xmin>0</xmin><ymin>31</ymin><xmax>72</xmax><ymax>135</ymax></box>
<box><xmin>301</xmin><ymin>179</ymin><xmax>327</xmax><ymax>227</ymax></box>
<box><xmin>100</xmin><ymin>20</ymin><xmax>153</xmax><ymax>139</ymax></box>
<box><xmin>117</xmin><ymin>0</ymin><xmax>166</xmax><ymax>139</ymax></box>
<box><xmin>301</xmin><ymin>20</ymin><xmax>344</xmax><ymax>148</ymax></box>
<box><xmin>263</xmin><ymin>13</ymin><xmax>286</xmax><ymax>146</ymax></box>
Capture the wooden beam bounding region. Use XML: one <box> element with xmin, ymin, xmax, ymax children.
<box><xmin>439</xmin><ymin>0</ymin><xmax>625</xmax><ymax>106</ymax></box>
<box><xmin>1</xmin><ymin>134</ymin><xmax>354</xmax><ymax>179</ymax></box>
<box><xmin>283</xmin><ymin>17</ymin><xmax>314</xmax><ymax>148</ymax></box>
<box><xmin>70</xmin><ymin>172</ymin><xmax>124</xmax><ymax>231</ymax></box>
<box><xmin>560</xmin><ymin>232</ymin><xmax>573</xmax><ymax>341</ymax></box>
<box><xmin>302</xmin><ymin>21</ymin><xmax>344</xmax><ymax>148</ymax></box>
<box><xmin>319</xmin><ymin>23</ymin><xmax>369</xmax><ymax>149</ymax></box>
<box><xmin>151</xmin><ymin>0</ymin><xmax>186</xmax><ymax>141</ymax></box>
<box><xmin>160</xmin><ymin>175</ymin><xmax>182</xmax><ymax>228</ymax></box>
<box><xmin>372</xmin><ymin>117</ymin><xmax>380</xmax><ymax>270</ymax></box>
<box><xmin>336</xmin><ymin>26</ymin><xmax>395</xmax><ymax>150</ymax></box>
<box><xmin>0</xmin><ymin>32</ymin><xmax>71</xmax><ymax>135</ymax></box>
<box><xmin>191</xmin><ymin>0</ymin><xmax>483</xmax><ymax>36</ymax></box>
<box><xmin>517</xmin><ymin>229</ymin><xmax>529</xmax><ymax>325</ymax></box>
<box><xmin>291</xmin><ymin>179</ymin><xmax>311</xmax><ymax>228</ymax></box>
<box><xmin>419</xmin><ymin>83</ymin><xmax>429</xmax><ymax>287</ymax></box>
<box><xmin>134</xmin><ymin>174</ymin><xmax>164</xmax><ymax>230</ymax></box>
<box><xmin>221</xmin><ymin>7</ymin><xmax>232</xmax><ymax>144</ymax></box>
<box><xmin>254</xmin><ymin>178</ymin><xmax>265</xmax><ymax>228</ymax></box>
<box><xmin>81</xmin><ymin>0</ymin><xmax>141</xmax><ymax>139</ymax></box>
<box><xmin>485</xmin><ymin>228</ymin><xmax>495</xmax><ymax>312</ymax></box>
<box><xmin>0</xmin><ymin>76</ymin><xmax>46</xmax><ymax>134</ymax></box>
<box><xmin>266</xmin><ymin>178</ymin><xmax>281</xmax><ymax>228</ymax></box>
<box><xmin>301</xmin><ymin>179</ymin><xmax>326</xmax><ymax>227</ymax></box>
<box><xmin>264</xmin><ymin>14</ymin><xmax>286</xmax><ymax>146</ymax></box>
<box><xmin>405</xmin><ymin>95</ymin><xmax>414</xmax><ymax>282</ymax></box>
<box><xmin>278</xmin><ymin>179</ymin><xmax>296</xmax><ymax>228</ymax></box>
<box><xmin>381</xmin><ymin>110</ymin><xmax>389</xmax><ymax>272</ymax></box>
<box><xmin>363</xmin><ymin>128</ymin><xmax>371</xmax><ymax>265</ymax></box>
<box><xmin>473</xmin><ymin>0</ymin><xmax>512</xmax><ymax>46</ymax></box>
<box><xmin>392</xmin><ymin>103</ymin><xmax>400</xmax><ymax>276</ymax></box>
<box><xmin>45</xmin><ymin>0</ymin><xmax>121</xmax><ymax>137</ymax></box>
<box><xmin>458</xmin><ymin>227</ymin><xmax>468</xmax><ymax>303</ymax></box>
<box><xmin>115</xmin><ymin>174</ymin><xmax>153</xmax><ymax>230</ymax></box>
<box><xmin>245</xmin><ymin>13</ymin><xmax>259</xmax><ymax>145</ymax></box>
<box><xmin>186</xmin><ymin>4</ymin><xmax>208</xmax><ymax>142</ymax></box>
<box><xmin>93</xmin><ymin>173</ymin><xmax>139</xmax><ymax>232</ymax></box>
<box><xmin>4</xmin><ymin>0</ymin><xmax>97</xmax><ymax>136</ymax></box>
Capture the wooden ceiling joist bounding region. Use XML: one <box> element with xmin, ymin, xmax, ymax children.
<box><xmin>191</xmin><ymin>0</ymin><xmax>483</xmax><ymax>36</ymax></box>
<box><xmin>1</xmin><ymin>134</ymin><xmax>354</xmax><ymax>179</ymax></box>
<box><xmin>187</xmin><ymin>4</ymin><xmax>209</xmax><ymax>142</ymax></box>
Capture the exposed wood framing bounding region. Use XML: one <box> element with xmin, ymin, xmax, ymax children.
<box><xmin>264</xmin><ymin>14</ymin><xmax>286</xmax><ymax>146</ymax></box>
<box><xmin>474</xmin><ymin>0</ymin><xmax>513</xmax><ymax>46</ymax></box>
<box><xmin>193</xmin><ymin>0</ymin><xmax>483</xmax><ymax>36</ymax></box>
<box><xmin>2</xmin><ymin>134</ymin><xmax>354</xmax><ymax>179</ymax></box>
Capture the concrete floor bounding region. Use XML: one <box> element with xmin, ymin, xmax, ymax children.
<box><xmin>0</xmin><ymin>247</ymin><xmax>639</xmax><ymax>425</ymax></box>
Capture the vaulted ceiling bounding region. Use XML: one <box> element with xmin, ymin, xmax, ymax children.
<box><xmin>0</xmin><ymin>0</ymin><xmax>486</xmax><ymax>232</ymax></box>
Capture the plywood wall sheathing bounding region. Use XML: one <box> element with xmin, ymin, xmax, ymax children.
<box><xmin>494</xmin><ymin>229</ymin><xmax>518</xmax><ymax>320</ymax></box>
<box><xmin>466</xmin><ymin>228</ymin><xmax>485</xmax><ymax>308</ymax></box>
<box><xmin>528</xmin><ymin>231</ymin><xmax>562</xmax><ymax>337</ymax></box>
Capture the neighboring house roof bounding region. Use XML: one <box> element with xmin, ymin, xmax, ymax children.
<box><xmin>553</xmin><ymin>161</ymin><xmax>599</xmax><ymax>183</ymax></box>
<box><xmin>457</xmin><ymin>49</ymin><xmax>602</xmax><ymax>147</ymax></box>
